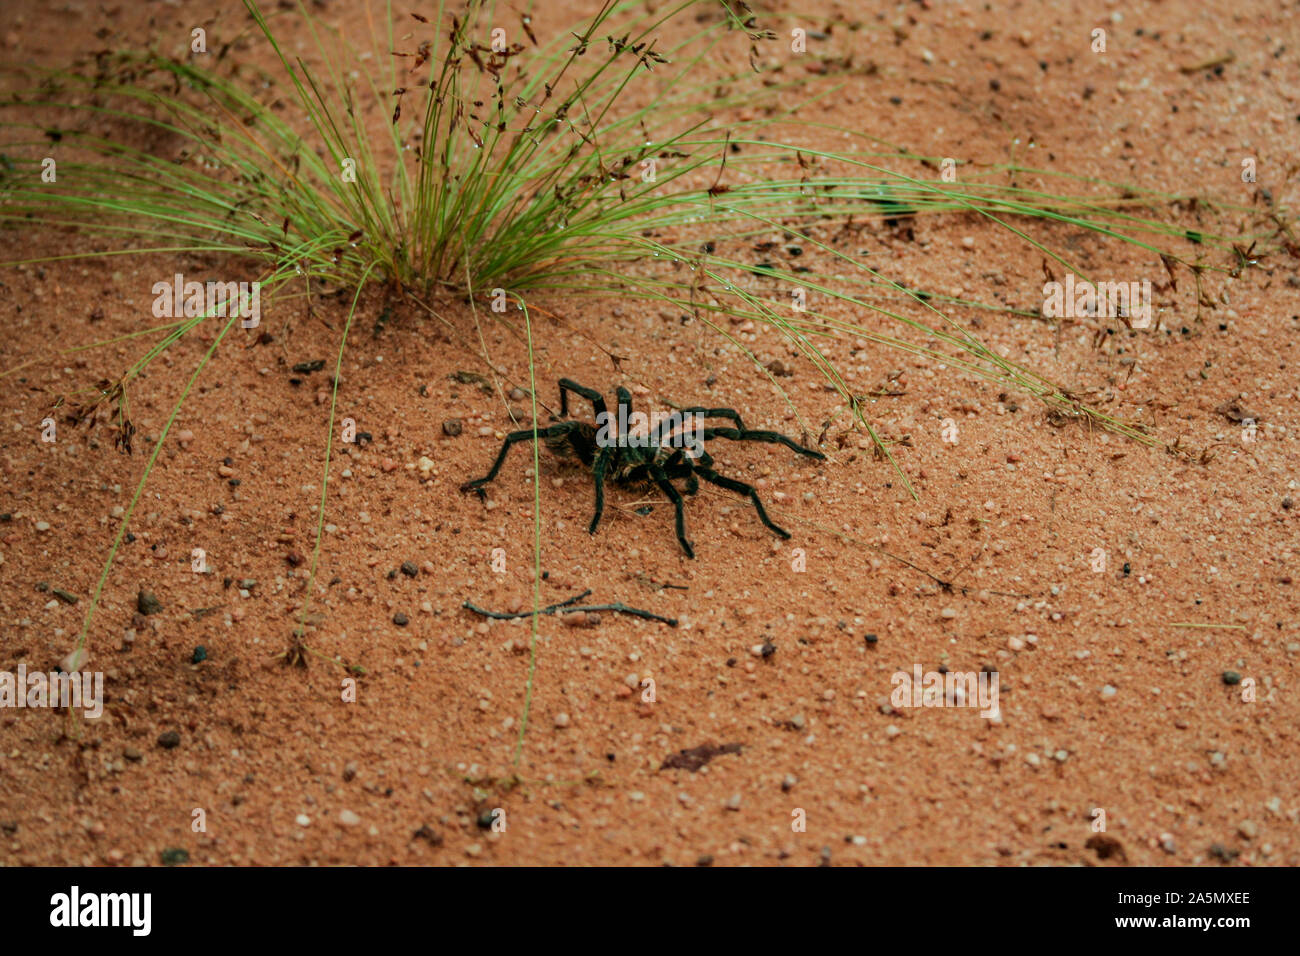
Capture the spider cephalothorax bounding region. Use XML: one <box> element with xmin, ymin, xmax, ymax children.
<box><xmin>460</xmin><ymin>378</ymin><xmax>825</xmax><ymax>558</ymax></box>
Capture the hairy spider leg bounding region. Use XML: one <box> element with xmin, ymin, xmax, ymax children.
<box><xmin>649</xmin><ymin>463</ymin><xmax>694</xmax><ymax>558</ymax></box>
<box><xmin>694</xmin><ymin>464</ymin><xmax>792</xmax><ymax>539</ymax></box>
<box><xmin>672</xmin><ymin>406</ymin><xmax>747</xmax><ymax>431</ymax></box>
<box><xmin>614</xmin><ymin>386</ymin><xmax>634</xmax><ymax>445</ymax></box>
<box><xmin>460</xmin><ymin>422</ymin><xmax>580</xmax><ymax>497</ymax></box>
<box><xmin>701</xmin><ymin>426</ymin><xmax>825</xmax><ymax>459</ymax></box>
<box><xmin>661</xmin><ymin>452</ymin><xmax>700</xmax><ymax>495</ymax></box>
<box><xmin>588</xmin><ymin>445</ymin><xmax>612</xmax><ymax>535</ymax></box>
<box><xmin>557</xmin><ymin>378</ymin><xmax>608</xmax><ymax>422</ymax></box>
<box><xmin>651</xmin><ymin>406</ymin><xmax>737</xmax><ymax>452</ymax></box>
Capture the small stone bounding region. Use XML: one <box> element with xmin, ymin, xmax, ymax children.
<box><xmin>1238</xmin><ymin>820</ymin><xmax>1257</xmax><ymax>839</ymax></box>
<box><xmin>724</xmin><ymin>793</ymin><xmax>742</xmax><ymax>811</ymax></box>
<box><xmin>339</xmin><ymin>810</ymin><xmax>361</xmax><ymax>827</ymax></box>
<box><xmin>60</xmin><ymin>647</ymin><xmax>87</xmax><ymax>673</ymax></box>
<box><xmin>553</xmin><ymin>712</ymin><xmax>571</xmax><ymax>728</ymax></box>
<box><xmin>412</xmin><ymin>825</ymin><xmax>442</xmax><ymax>845</ymax></box>
<box><xmin>393</xmin><ymin>612</ymin><xmax>409</xmax><ymax>626</ymax></box>
<box><xmin>789</xmin><ymin>714</ymin><xmax>806</xmax><ymax>730</ymax></box>
<box><xmin>400</xmin><ymin>561</ymin><xmax>419</xmax><ymax>578</ymax></box>
<box><xmin>191</xmin><ymin>646</ymin><xmax>207</xmax><ymax>664</ymax></box>
<box><xmin>137</xmin><ymin>590</ymin><xmax>163</xmax><ymax>615</ymax></box>
<box><xmin>1208</xmin><ymin>843</ymin><xmax>1239</xmax><ymax>863</ymax></box>
<box><xmin>160</xmin><ymin>848</ymin><xmax>189</xmax><ymax>866</ymax></box>
<box><xmin>781</xmin><ymin>773</ymin><xmax>798</xmax><ymax>792</ymax></box>
<box><xmin>156</xmin><ymin>730</ymin><xmax>181</xmax><ymax>750</ymax></box>
<box><xmin>1222</xmin><ymin>670</ymin><xmax>1242</xmax><ymax>685</ymax></box>
<box><xmin>343</xmin><ymin>761</ymin><xmax>358</xmax><ymax>782</ymax></box>
<box><xmin>1101</xmin><ymin>684</ymin><xmax>1117</xmax><ymax>699</ymax></box>
<box><xmin>940</xmin><ymin>607</ymin><xmax>957</xmax><ymax>619</ymax></box>
<box><xmin>123</xmin><ymin>746</ymin><xmax>143</xmax><ymax>762</ymax></box>
<box><xmin>295</xmin><ymin>814</ymin><xmax>311</xmax><ymax>827</ymax></box>
<box><xmin>34</xmin><ymin>521</ymin><xmax>50</xmax><ymax>532</ymax></box>
<box><xmin>442</xmin><ymin>419</ymin><xmax>463</xmax><ymax>437</ymax></box>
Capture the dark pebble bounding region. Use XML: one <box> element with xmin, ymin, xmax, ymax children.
<box><xmin>1208</xmin><ymin>843</ymin><xmax>1240</xmax><ymax>863</ymax></box>
<box><xmin>1222</xmin><ymin>671</ymin><xmax>1242</xmax><ymax>685</ymax></box>
<box><xmin>160</xmin><ymin>848</ymin><xmax>190</xmax><ymax>866</ymax></box>
<box><xmin>442</xmin><ymin>419</ymin><xmax>463</xmax><ymax>437</ymax></box>
<box><xmin>137</xmin><ymin>590</ymin><xmax>163</xmax><ymax>615</ymax></box>
<box><xmin>393</xmin><ymin>613</ymin><xmax>409</xmax><ymax>627</ymax></box>
<box><xmin>413</xmin><ymin>825</ymin><xmax>443</xmax><ymax>845</ymax></box>
<box><xmin>156</xmin><ymin>730</ymin><xmax>181</xmax><ymax>750</ymax></box>
<box><xmin>400</xmin><ymin>561</ymin><xmax>419</xmax><ymax>578</ymax></box>
<box><xmin>191</xmin><ymin>646</ymin><xmax>207</xmax><ymax>664</ymax></box>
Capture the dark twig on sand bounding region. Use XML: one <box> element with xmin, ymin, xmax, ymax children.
<box><xmin>463</xmin><ymin>589</ymin><xmax>678</xmax><ymax>627</ymax></box>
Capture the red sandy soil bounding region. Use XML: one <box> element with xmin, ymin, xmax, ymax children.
<box><xmin>1</xmin><ymin>0</ymin><xmax>1298</xmax><ymax>866</ymax></box>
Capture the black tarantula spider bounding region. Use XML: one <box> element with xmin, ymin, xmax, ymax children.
<box><xmin>460</xmin><ymin>379</ymin><xmax>825</xmax><ymax>558</ymax></box>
